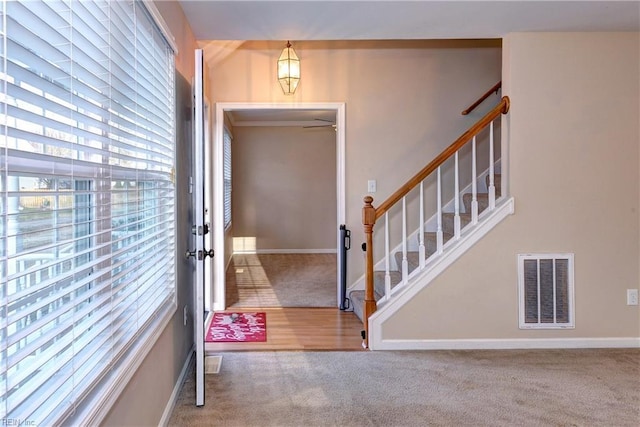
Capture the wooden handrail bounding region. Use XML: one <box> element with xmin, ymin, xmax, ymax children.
<box><xmin>461</xmin><ymin>81</ymin><xmax>502</xmax><ymax>115</ymax></box>
<box><xmin>374</xmin><ymin>96</ymin><xmax>510</xmax><ymax>221</ymax></box>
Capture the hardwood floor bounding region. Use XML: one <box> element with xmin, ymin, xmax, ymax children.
<box><xmin>204</xmin><ymin>307</ymin><xmax>366</xmax><ymax>352</ymax></box>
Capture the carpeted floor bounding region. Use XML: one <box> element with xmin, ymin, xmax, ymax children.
<box><xmin>168</xmin><ymin>348</ymin><xmax>640</xmax><ymax>427</ymax></box>
<box><xmin>226</xmin><ymin>253</ymin><xmax>337</xmax><ymax>307</ymax></box>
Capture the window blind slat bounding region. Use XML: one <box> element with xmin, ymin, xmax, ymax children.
<box><xmin>6</xmin><ymin>21</ymin><xmax>116</xmax><ymax>104</ymax></box>
<box><xmin>2</xmin><ymin>148</ymin><xmax>172</xmax><ymax>179</ymax></box>
<box><xmin>6</xmin><ymin>60</ymin><xmax>109</xmax><ymax>122</ymax></box>
<box><xmin>7</xmin><ymin>220</ymin><xmax>172</xmax><ymax>347</ymax></box>
<box><xmin>6</xmin><ymin>294</ymin><xmax>112</xmax><ymax>388</ymax></box>
<box><xmin>6</xmin><ymin>266</ymin><xmax>106</xmax><ymax>337</ymax></box>
<box><xmin>6</xmin><ymin>81</ymin><xmax>111</xmax><ymax>137</ymax></box>
<box><xmin>6</xmin><ymin>126</ymin><xmax>110</xmax><ymax>161</ymax></box>
<box><xmin>7</xmin><ymin>16</ymin><xmax>172</xmax><ymax>135</ymax></box>
<box><xmin>7</xmin><ymin>79</ymin><xmax>175</xmax><ymax>158</ymax></box>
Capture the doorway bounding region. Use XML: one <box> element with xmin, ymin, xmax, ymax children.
<box><xmin>211</xmin><ymin>103</ymin><xmax>346</xmax><ymax>312</ymax></box>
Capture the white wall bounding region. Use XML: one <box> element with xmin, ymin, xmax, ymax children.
<box><xmin>382</xmin><ymin>32</ymin><xmax>640</xmax><ymax>342</ymax></box>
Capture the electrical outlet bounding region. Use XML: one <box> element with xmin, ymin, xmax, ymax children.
<box><xmin>627</xmin><ymin>289</ymin><xmax>638</xmax><ymax>306</ymax></box>
<box><xmin>183</xmin><ymin>305</ymin><xmax>188</xmax><ymax>325</ymax></box>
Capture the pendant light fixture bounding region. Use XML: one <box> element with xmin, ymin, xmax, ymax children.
<box><xmin>277</xmin><ymin>41</ymin><xmax>300</xmax><ymax>95</ymax></box>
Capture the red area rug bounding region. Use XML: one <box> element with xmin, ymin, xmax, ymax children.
<box><xmin>205</xmin><ymin>312</ymin><xmax>267</xmax><ymax>343</ymax></box>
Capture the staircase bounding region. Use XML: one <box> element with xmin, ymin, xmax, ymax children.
<box><xmin>352</xmin><ymin>93</ymin><xmax>511</xmax><ymax>348</ymax></box>
<box><xmin>349</xmin><ymin>174</ymin><xmax>502</xmax><ymax>322</ymax></box>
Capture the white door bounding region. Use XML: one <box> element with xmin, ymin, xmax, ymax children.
<box><xmin>191</xmin><ymin>48</ymin><xmax>210</xmax><ymax>406</ymax></box>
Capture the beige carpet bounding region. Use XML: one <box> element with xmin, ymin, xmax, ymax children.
<box><xmin>169</xmin><ymin>349</ymin><xmax>640</xmax><ymax>426</ymax></box>
<box><xmin>226</xmin><ymin>253</ymin><xmax>337</xmax><ymax>308</ymax></box>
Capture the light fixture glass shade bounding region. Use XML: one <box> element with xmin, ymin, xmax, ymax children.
<box><xmin>278</xmin><ymin>41</ymin><xmax>300</xmax><ymax>94</ymax></box>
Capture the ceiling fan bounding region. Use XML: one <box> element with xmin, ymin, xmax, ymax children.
<box><xmin>303</xmin><ymin>118</ymin><xmax>336</xmax><ymax>130</ymax></box>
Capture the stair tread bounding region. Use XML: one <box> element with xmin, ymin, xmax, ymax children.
<box><xmin>394</xmin><ymin>250</ymin><xmax>419</xmax><ymax>266</ymax></box>
<box><xmin>443</xmin><ymin>212</ymin><xmax>472</xmax><ymax>219</ymax></box>
<box><xmin>374</xmin><ymin>270</ymin><xmax>402</xmax><ymax>282</ymax></box>
<box><xmin>424</xmin><ymin>231</ymin><xmax>455</xmax><ymax>239</ymax></box>
<box><xmin>487</xmin><ymin>174</ymin><xmax>502</xmax><ymax>197</ymax></box>
<box><xmin>462</xmin><ymin>192</ymin><xmax>491</xmax><ymax>214</ymax></box>
<box><xmin>349</xmin><ymin>289</ymin><xmax>383</xmax><ymax>302</ymax></box>
<box><xmin>373</xmin><ymin>270</ymin><xmax>402</xmax><ymax>296</ymax></box>
<box><xmin>348</xmin><ymin>289</ymin><xmax>379</xmax><ymax>321</ymax></box>
<box><xmin>463</xmin><ymin>192</ymin><xmax>490</xmax><ymax>200</ymax></box>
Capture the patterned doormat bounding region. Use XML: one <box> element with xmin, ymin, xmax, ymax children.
<box><xmin>205</xmin><ymin>312</ymin><xmax>267</xmax><ymax>342</ymax></box>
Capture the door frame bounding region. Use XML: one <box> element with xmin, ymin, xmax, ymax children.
<box><xmin>212</xmin><ymin>102</ymin><xmax>346</xmax><ymax>311</ymax></box>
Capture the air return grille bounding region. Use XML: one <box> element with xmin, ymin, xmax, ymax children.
<box><xmin>518</xmin><ymin>254</ymin><xmax>575</xmax><ymax>329</ymax></box>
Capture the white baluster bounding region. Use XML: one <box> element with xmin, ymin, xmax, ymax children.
<box><xmin>418</xmin><ymin>181</ymin><xmax>425</xmax><ymax>269</ymax></box>
<box><xmin>454</xmin><ymin>151</ymin><xmax>461</xmax><ymax>239</ymax></box>
<box><xmin>401</xmin><ymin>196</ymin><xmax>409</xmax><ymax>282</ymax></box>
<box><xmin>471</xmin><ymin>135</ymin><xmax>478</xmax><ymax>224</ymax></box>
<box><xmin>384</xmin><ymin>212</ymin><xmax>391</xmax><ymax>300</ymax></box>
<box><xmin>437</xmin><ymin>167</ymin><xmax>443</xmax><ymax>253</ymax></box>
<box><xmin>489</xmin><ymin>120</ymin><xmax>496</xmax><ymax>209</ymax></box>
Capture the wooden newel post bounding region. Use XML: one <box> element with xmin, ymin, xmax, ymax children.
<box><xmin>362</xmin><ymin>195</ymin><xmax>377</xmax><ymax>348</ymax></box>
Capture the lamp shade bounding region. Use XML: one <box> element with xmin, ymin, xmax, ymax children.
<box><xmin>278</xmin><ymin>41</ymin><xmax>300</xmax><ymax>94</ymax></box>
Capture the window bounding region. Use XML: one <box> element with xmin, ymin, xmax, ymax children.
<box><xmin>0</xmin><ymin>1</ymin><xmax>176</xmax><ymax>424</ymax></box>
<box><xmin>518</xmin><ymin>254</ymin><xmax>574</xmax><ymax>329</ymax></box>
<box><xmin>223</xmin><ymin>128</ymin><xmax>232</xmax><ymax>229</ymax></box>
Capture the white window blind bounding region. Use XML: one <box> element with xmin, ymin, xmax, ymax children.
<box><xmin>223</xmin><ymin>128</ymin><xmax>232</xmax><ymax>229</ymax></box>
<box><xmin>0</xmin><ymin>1</ymin><xmax>176</xmax><ymax>425</ymax></box>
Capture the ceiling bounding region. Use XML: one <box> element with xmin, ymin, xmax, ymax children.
<box><xmin>180</xmin><ymin>0</ymin><xmax>639</xmax><ymax>126</ymax></box>
<box><xmin>179</xmin><ymin>1</ymin><xmax>639</xmax><ymax>41</ymax></box>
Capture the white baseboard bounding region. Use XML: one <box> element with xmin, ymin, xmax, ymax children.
<box><xmin>234</xmin><ymin>248</ymin><xmax>337</xmax><ymax>254</ymax></box>
<box><xmin>370</xmin><ymin>337</ymin><xmax>640</xmax><ymax>351</ymax></box>
<box><xmin>159</xmin><ymin>345</ymin><xmax>195</xmax><ymax>427</ymax></box>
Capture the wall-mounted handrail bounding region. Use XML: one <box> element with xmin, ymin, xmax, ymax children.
<box><xmin>361</xmin><ymin>95</ymin><xmax>510</xmax><ymax>348</ymax></box>
<box><xmin>461</xmin><ymin>81</ymin><xmax>502</xmax><ymax>115</ymax></box>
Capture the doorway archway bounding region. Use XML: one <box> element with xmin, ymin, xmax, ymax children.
<box><xmin>210</xmin><ymin>102</ymin><xmax>346</xmax><ymax>311</ymax></box>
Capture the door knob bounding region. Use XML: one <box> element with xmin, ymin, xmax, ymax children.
<box><xmin>203</xmin><ymin>249</ymin><xmax>214</xmax><ymax>258</ymax></box>
<box><xmin>185</xmin><ymin>249</ymin><xmax>214</xmax><ymax>260</ymax></box>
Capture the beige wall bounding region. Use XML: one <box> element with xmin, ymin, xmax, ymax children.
<box><xmin>101</xmin><ymin>1</ymin><xmax>198</xmax><ymax>425</ymax></box>
<box><xmin>209</xmin><ymin>40</ymin><xmax>502</xmax><ymax>279</ymax></box>
<box><xmin>231</xmin><ymin>126</ymin><xmax>337</xmax><ymax>251</ymax></box>
<box><xmin>383</xmin><ymin>32</ymin><xmax>640</xmax><ymax>340</ymax></box>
